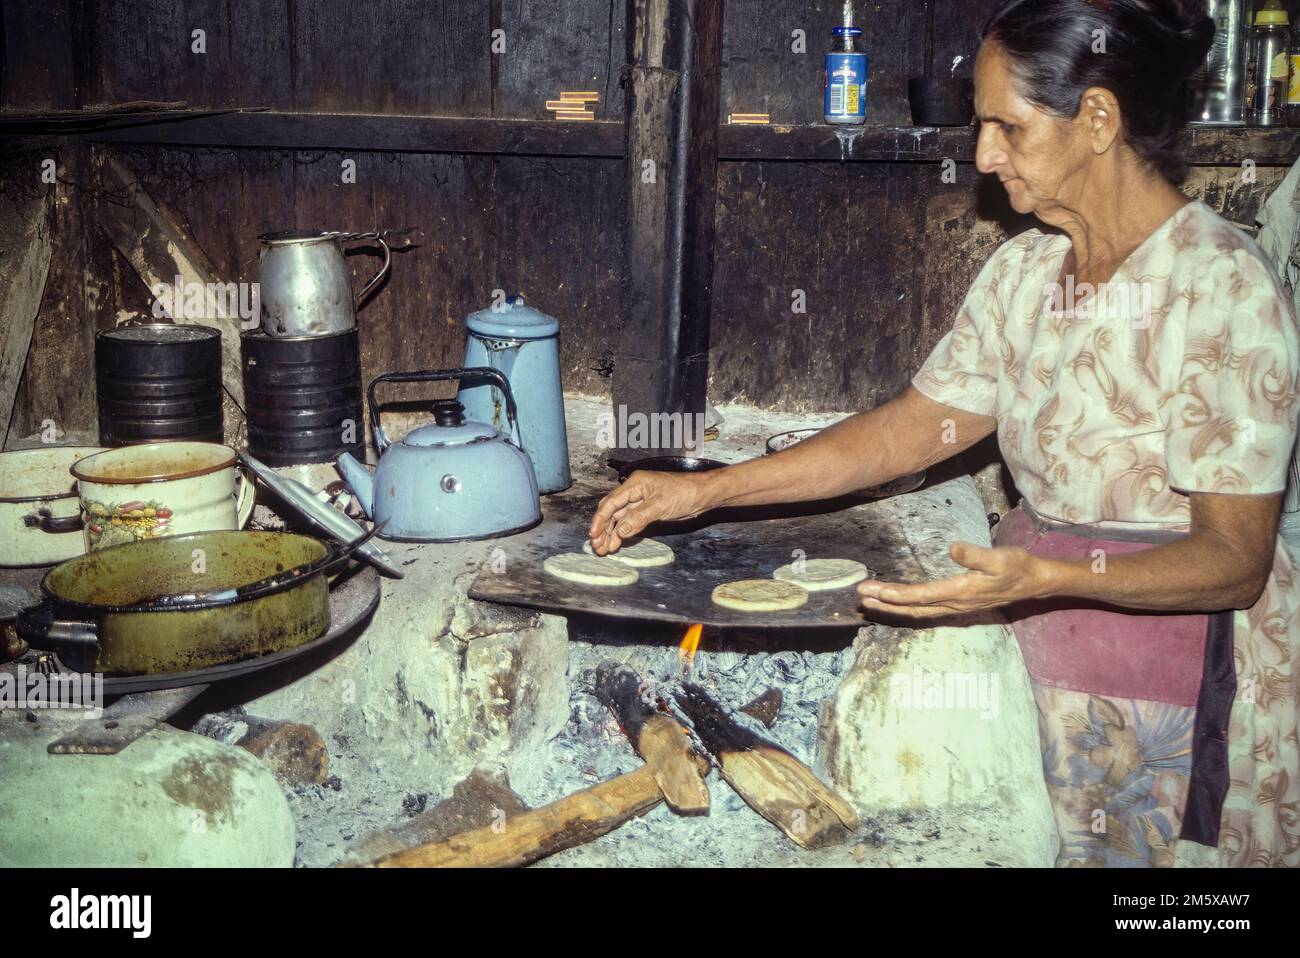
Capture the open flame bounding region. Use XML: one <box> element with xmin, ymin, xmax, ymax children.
<box><xmin>678</xmin><ymin>623</ymin><xmax>704</xmax><ymax>673</ymax></box>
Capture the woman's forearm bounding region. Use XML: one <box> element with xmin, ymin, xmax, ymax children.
<box><xmin>697</xmin><ymin>387</ymin><xmax>996</xmax><ymax>512</ymax></box>
<box><xmin>1031</xmin><ymin>499</ymin><xmax>1281</xmax><ymax>613</ymax></box>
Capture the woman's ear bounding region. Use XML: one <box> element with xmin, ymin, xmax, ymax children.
<box><xmin>1079</xmin><ymin>88</ymin><xmax>1121</xmax><ymax>155</ymax></box>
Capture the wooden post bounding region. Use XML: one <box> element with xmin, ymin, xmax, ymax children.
<box><xmin>0</xmin><ymin>193</ymin><xmax>53</xmax><ymax>446</ymax></box>
<box><xmin>614</xmin><ymin>0</ymin><xmax>723</xmax><ymax>461</ymax></box>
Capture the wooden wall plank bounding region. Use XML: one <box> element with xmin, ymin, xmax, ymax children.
<box><xmin>289</xmin><ymin>0</ymin><xmax>491</xmax><ymax>114</ymax></box>
<box><xmin>496</xmin><ymin>0</ymin><xmax>626</xmax><ymax>119</ymax></box>
<box><xmin>1</xmin><ymin>0</ymin><xmax>79</xmax><ymax>111</ymax></box>
<box><xmin>96</xmin><ymin>0</ymin><xmax>232</xmax><ymax>107</ymax></box>
<box><xmin>491</xmin><ymin>156</ymin><xmax>624</xmax><ymax>396</ymax></box>
<box><xmin>710</xmin><ymin>160</ymin><xmax>927</xmax><ymax>413</ymax></box>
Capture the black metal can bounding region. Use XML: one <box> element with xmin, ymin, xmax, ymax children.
<box><xmin>241</xmin><ymin>328</ymin><xmax>365</xmax><ymax>466</ymax></box>
<box><xmin>96</xmin><ymin>324</ymin><xmax>224</xmax><ymax>446</ymax></box>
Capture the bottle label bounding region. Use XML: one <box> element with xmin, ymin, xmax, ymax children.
<box><xmin>1289</xmin><ymin>54</ymin><xmax>1300</xmax><ymax>105</ymax></box>
<box><xmin>825</xmin><ymin>52</ymin><xmax>868</xmax><ymax>119</ymax></box>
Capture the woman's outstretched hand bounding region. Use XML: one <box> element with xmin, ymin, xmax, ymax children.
<box><xmin>857</xmin><ymin>541</ymin><xmax>1051</xmax><ymax>619</ymax></box>
<box><xmin>589</xmin><ymin>471</ymin><xmax>712</xmax><ymax>555</ymax></box>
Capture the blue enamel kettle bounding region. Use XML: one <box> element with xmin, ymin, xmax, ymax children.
<box><xmin>460</xmin><ymin>296</ymin><xmax>571</xmax><ymax>494</ymax></box>
<box><xmin>336</xmin><ymin>368</ymin><xmax>541</xmax><ymax>542</ymax></box>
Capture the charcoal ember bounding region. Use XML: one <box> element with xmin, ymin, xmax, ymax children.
<box><xmin>402</xmin><ymin>793</ymin><xmax>429</xmax><ymax>816</ymax></box>
<box><xmin>762</xmin><ymin>651</ymin><xmax>809</xmax><ymax>683</ymax></box>
<box><xmin>738</xmin><ymin>688</ymin><xmax>783</xmax><ymax>728</ymax></box>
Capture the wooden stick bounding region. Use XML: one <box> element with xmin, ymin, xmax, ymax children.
<box><xmin>93</xmin><ymin>155</ymin><xmax>246</xmax><ymax>409</ymax></box>
<box><xmin>675</xmin><ymin>683</ymin><xmax>859</xmax><ymax>849</ymax></box>
<box><xmin>367</xmin><ymin>765</ymin><xmax>663</xmax><ymax>868</ymax></box>
<box><xmin>593</xmin><ymin>663</ymin><xmax>710</xmax><ymax>814</ymax></box>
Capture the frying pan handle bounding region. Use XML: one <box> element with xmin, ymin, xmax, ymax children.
<box><xmin>15</xmin><ymin>601</ymin><xmax>99</xmax><ymax>652</ymax></box>
<box><xmin>368</xmin><ymin>367</ymin><xmax>522</xmax><ymax>454</ymax></box>
<box><xmin>22</xmin><ymin>508</ymin><xmax>84</xmax><ymax>534</ymax></box>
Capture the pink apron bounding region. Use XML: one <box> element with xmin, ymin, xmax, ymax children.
<box><xmin>994</xmin><ymin>503</ymin><xmax>1236</xmax><ymax>847</ymax></box>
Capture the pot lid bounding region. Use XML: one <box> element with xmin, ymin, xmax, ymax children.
<box><xmin>466</xmin><ymin>295</ymin><xmax>559</xmax><ymax>339</ymax></box>
<box><xmin>404</xmin><ymin>421</ymin><xmax>498</xmax><ymax>447</ymax></box>
<box><xmin>403</xmin><ymin>402</ymin><xmax>499</xmax><ymax>447</ymax></box>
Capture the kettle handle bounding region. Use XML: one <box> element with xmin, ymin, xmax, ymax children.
<box><xmin>368</xmin><ymin>367</ymin><xmax>523</xmax><ymax>454</ymax></box>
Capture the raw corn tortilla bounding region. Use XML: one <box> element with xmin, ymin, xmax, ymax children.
<box><xmin>544</xmin><ymin>552</ymin><xmax>640</xmax><ymax>586</ymax></box>
<box><xmin>582</xmin><ymin>536</ymin><xmax>675</xmax><ymax>568</ymax></box>
<box><xmin>711</xmin><ymin>579</ymin><xmax>809</xmax><ymax>612</ymax></box>
<box><xmin>773</xmin><ymin>558</ymin><xmax>869</xmax><ymax>592</ymax></box>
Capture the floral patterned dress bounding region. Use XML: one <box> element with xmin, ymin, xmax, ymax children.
<box><xmin>913</xmin><ymin>200</ymin><xmax>1300</xmax><ymax>867</ymax></box>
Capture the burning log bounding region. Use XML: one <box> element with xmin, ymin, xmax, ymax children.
<box><xmin>674</xmin><ymin>683</ymin><xmax>860</xmax><ymax>849</ymax></box>
<box><xmin>593</xmin><ymin>663</ymin><xmax>710</xmax><ymax>815</ymax></box>
<box><xmin>365</xmin><ymin>765</ymin><xmax>663</xmax><ymax>868</ymax></box>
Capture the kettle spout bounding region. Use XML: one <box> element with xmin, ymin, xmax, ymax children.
<box><xmin>336</xmin><ymin>453</ymin><xmax>375</xmax><ymax>517</ymax></box>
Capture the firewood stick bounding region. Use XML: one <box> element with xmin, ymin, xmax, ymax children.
<box><xmin>674</xmin><ymin>683</ymin><xmax>860</xmax><ymax>849</ymax></box>
<box><xmin>593</xmin><ymin>663</ymin><xmax>710</xmax><ymax>814</ymax></box>
<box><xmin>366</xmin><ymin>765</ymin><xmax>663</xmax><ymax>868</ymax></box>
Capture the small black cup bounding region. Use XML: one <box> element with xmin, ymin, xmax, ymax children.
<box><xmin>908</xmin><ymin>78</ymin><xmax>975</xmax><ymax>127</ymax></box>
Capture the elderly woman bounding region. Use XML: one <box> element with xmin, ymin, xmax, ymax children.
<box><xmin>590</xmin><ymin>0</ymin><xmax>1300</xmax><ymax>867</ymax></box>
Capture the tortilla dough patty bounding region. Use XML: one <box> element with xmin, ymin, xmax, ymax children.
<box><xmin>711</xmin><ymin>579</ymin><xmax>809</xmax><ymax>612</ymax></box>
<box><xmin>773</xmin><ymin>558</ymin><xmax>869</xmax><ymax>591</ymax></box>
<box><xmin>582</xmin><ymin>536</ymin><xmax>675</xmax><ymax>568</ymax></box>
<box><xmin>544</xmin><ymin>552</ymin><xmax>640</xmax><ymax>586</ymax></box>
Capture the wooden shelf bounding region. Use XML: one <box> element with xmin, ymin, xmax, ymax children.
<box><xmin>77</xmin><ymin>111</ymin><xmax>625</xmax><ymax>159</ymax></box>
<box><xmin>3</xmin><ymin>109</ymin><xmax>1298</xmax><ymax>167</ymax></box>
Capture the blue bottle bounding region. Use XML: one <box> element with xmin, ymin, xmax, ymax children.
<box><xmin>824</xmin><ymin>5</ymin><xmax>868</xmax><ymax>125</ymax></box>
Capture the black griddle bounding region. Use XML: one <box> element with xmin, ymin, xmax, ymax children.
<box><xmin>469</xmin><ymin>482</ymin><xmax>927</xmax><ymax>629</ymax></box>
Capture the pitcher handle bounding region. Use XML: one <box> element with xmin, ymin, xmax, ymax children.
<box><xmin>352</xmin><ymin>235</ymin><xmax>391</xmax><ymax>309</ymax></box>
<box><xmin>235</xmin><ymin>467</ymin><xmax>256</xmax><ymax>528</ymax></box>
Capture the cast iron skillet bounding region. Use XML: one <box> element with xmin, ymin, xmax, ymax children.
<box><xmin>606</xmin><ymin>456</ymin><xmax>728</xmax><ymax>483</ymax></box>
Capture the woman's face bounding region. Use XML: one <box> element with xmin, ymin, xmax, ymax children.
<box><xmin>974</xmin><ymin>41</ymin><xmax>1088</xmax><ymax>218</ymax></box>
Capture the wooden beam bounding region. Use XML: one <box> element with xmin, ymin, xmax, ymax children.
<box><xmin>0</xmin><ymin>193</ymin><xmax>53</xmax><ymax>446</ymax></box>
<box><xmin>77</xmin><ymin>111</ymin><xmax>625</xmax><ymax>158</ymax></box>
<box><xmin>92</xmin><ymin>153</ymin><xmax>245</xmax><ymax>409</ymax></box>
<box><xmin>614</xmin><ymin>0</ymin><xmax>724</xmax><ymax>460</ymax></box>
<box><xmin>365</xmin><ymin>765</ymin><xmax>664</xmax><ymax>868</ymax></box>
<box><xmin>593</xmin><ymin>663</ymin><xmax>710</xmax><ymax>815</ymax></box>
<box><xmin>675</xmin><ymin>683</ymin><xmax>860</xmax><ymax>850</ymax></box>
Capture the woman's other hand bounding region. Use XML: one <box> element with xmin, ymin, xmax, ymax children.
<box><xmin>857</xmin><ymin>542</ymin><xmax>1049</xmax><ymax>619</ymax></box>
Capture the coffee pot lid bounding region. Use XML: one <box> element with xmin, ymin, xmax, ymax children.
<box><xmin>466</xmin><ymin>295</ymin><xmax>559</xmax><ymax>339</ymax></box>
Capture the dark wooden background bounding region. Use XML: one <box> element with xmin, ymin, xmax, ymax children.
<box><xmin>1</xmin><ymin>0</ymin><xmax>1292</xmax><ymax>440</ymax></box>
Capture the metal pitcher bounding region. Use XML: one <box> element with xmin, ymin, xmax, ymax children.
<box><xmin>258</xmin><ymin>230</ymin><xmax>392</xmax><ymax>338</ymax></box>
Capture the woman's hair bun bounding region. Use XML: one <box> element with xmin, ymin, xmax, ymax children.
<box><xmin>1151</xmin><ymin>0</ymin><xmax>1217</xmax><ymax>78</ymax></box>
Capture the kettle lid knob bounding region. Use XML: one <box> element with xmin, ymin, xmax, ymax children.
<box><xmin>432</xmin><ymin>400</ymin><xmax>466</xmax><ymax>427</ymax></box>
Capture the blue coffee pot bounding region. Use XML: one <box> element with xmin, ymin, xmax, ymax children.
<box><xmin>460</xmin><ymin>296</ymin><xmax>571</xmax><ymax>494</ymax></box>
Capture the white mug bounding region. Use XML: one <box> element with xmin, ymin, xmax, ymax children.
<box><xmin>71</xmin><ymin>442</ymin><xmax>255</xmax><ymax>551</ymax></box>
